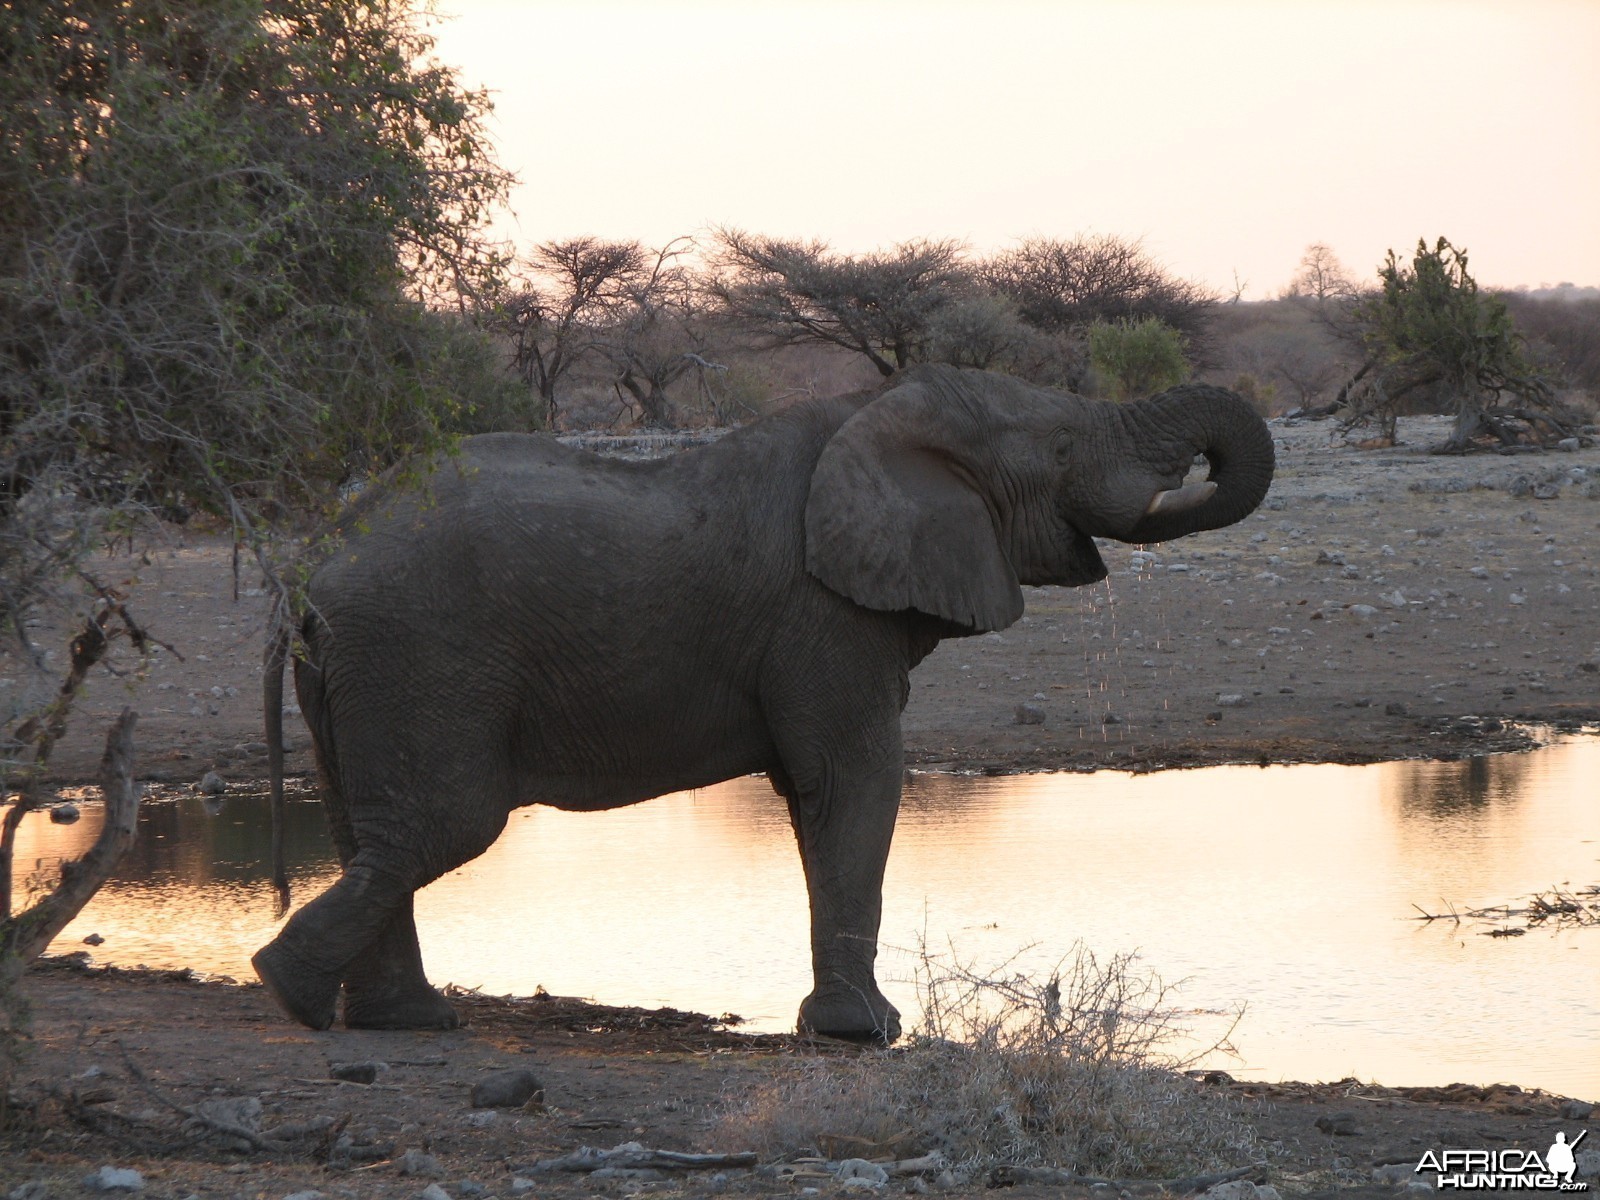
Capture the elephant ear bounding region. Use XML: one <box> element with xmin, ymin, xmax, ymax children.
<box><xmin>805</xmin><ymin>374</ymin><xmax>1023</xmax><ymax>633</ymax></box>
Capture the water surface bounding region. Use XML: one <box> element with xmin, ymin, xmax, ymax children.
<box><xmin>17</xmin><ymin>740</ymin><xmax>1598</xmax><ymax>1097</ymax></box>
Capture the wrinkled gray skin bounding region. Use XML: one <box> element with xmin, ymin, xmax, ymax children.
<box><xmin>253</xmin><ymin>364</ymin><xmax>1274</xmax><ymax>1040</ymax></box>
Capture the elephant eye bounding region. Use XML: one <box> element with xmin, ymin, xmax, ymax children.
<box><xmin>1051</xmin><ymin>430</ymin><xmax>1072</xmax><ymax>464</ymax></box>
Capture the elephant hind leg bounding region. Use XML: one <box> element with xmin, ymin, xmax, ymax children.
<box><xmin>252</xmin><ymin>857</ymin><xmax>408</xmax><ymax>1030</ymax></box>
<box><xmin>254</xmin><ymin>793</ymin><xmax>508</xmax><ymax>1031</ymax></box>
<box><xmin>340</xmin><ymin>896</ymin><xmax>460</xmax><ymax>1030</ymax></box>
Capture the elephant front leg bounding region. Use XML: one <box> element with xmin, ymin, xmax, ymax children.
<box><xmin>778</xmin><ymin>755</ymin><xmax>904</xmax><ymax>1042</ymax></box>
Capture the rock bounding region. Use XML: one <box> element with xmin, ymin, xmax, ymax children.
<box><xmin>1405</xmin><ymin>1180</ymin><xmax>1435</xmax><ymax>1193</ymax></box>
<box><xmin>1256</xmin><ymin>1189</ymin><xmax>1283</xmax><ymax>1200</ymax></box>
<box><xmin>395</xmin><ymin>1149</ymin><xmax>446</xmax><ymax>1179</ymax></box>
<box><xmin>1533</xmin><ymin>482</ymin><xmax>1562</xmax><ymax>500</ymax></box>
<box><xmin>1216</xmin><ymin>694</ymin><xmax>1247</xmax><ymax>707</ymax></box>
<box><xmin>330</xmin><ymin>1061</ymin><xmax>382</xmax><ymax>1084</ymax></box>
<box><xmin>283</xmin><ymin>1192</ymin><xmax>325</xmax><ymax>1200</ymax></box>
<box><xmin>455</xmin><ymin>1183</ymin><xmax>487</xmax><ymax>1197</ymax></box>
<box><xmin>509</xmin><ymin>1181</ymin><xmax>537</xmax><ymax>1195</ymax></box>
<box><xmin>198</xmin><ymin>771</ymin><xmax>226</xmax><ymax>796</ymax></box>
<box><xmin>83</xmin><ymin>1166</ymin><xmax>144</xmax><ymax>1192</ymax></box>
<box><xmin>1384</xmin><ymin>702</ymin><xmax>1410</xmax><ymax>716</ymax></box>
<box><xmin>1561</xmin><ymin>1099</ymin><xmax>1594</xmax><ymax>1120</ymax></box>
<box><xmin>1576</xmin><ymin>1149</ymin><xmax>1600</xmax><ymax>1178</ymax></box>
<box><xmin>934</xmin><ymin>1171</ymin><xmax>958</xmax><ymax>1190</ymax></box>
<box><xmin>1101</xmin><ymin>712</ymin><xmax>1121</xmax><ymax>724</ymax></box>
<box><xmin>1013</xmin><ymin>703</ymin><xmax>1045</xmax><ymax>726</ymax></box>
<box><xmin>461</xmin><ymin>1110</ymin><xmax>497</xmax><ymax>1127</ymax></box>
<box><xmin>1372</xmin><ymin>1163</ymin><xmax>1412</xmax><ymax>1184</ymax></box>
<box><xmin>49</xmin><ymin>803</ymin><xmax>80</xmax><ymax>824</ymax></box>
<box><xmin>1347</xmin><ymin>604</ymin><xmax>1378</xmax><ymax>619</ymax></box>
<box><xmin>418</xmin><ymin>1186</ymin><xmax>451</xmax><ymax>1200</ymax></box>
<box><xmin>82</xmin><ymin>932</ymin><xmax>105</xmax><ymax>945</ymax></box>
<box><xmin>194</xmin><ymin>1095</ymin><xmax>262</xmax><ymax>1131</ymax></box>
<box><xmin>1315</xmin><ymin>1112</ymin><xmax>1361</xmax><ymax>1136</ymax></box>
<box><xmin>837</xmin><ymin>1160</ymin><xmax>890</xmax><ymax>1186</ymax></box>
<box><xmin>1201</xmin><ymin>1181</ymin><xmax>1257</xmax><ymax>1200</ymax></box>
<box><xmin>1557</xmin><ymin>438</ymin><xmax>1581</xmax><ymax>452</ymax></box>
<box><xmin>470</xmin><ymin>1067</ymin><xmax>543</xmax><ymax>1109</ymax></box>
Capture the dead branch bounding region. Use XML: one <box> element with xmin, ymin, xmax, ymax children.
<box><xmin>526</xmin><ymin>1144</ymin><xmax>759</xmax><ymax>1173</ymax></box>
<box><xmin>1</xmin><ymin>709</ymin><xmax>139</xmax><ymax>962</ymax></box>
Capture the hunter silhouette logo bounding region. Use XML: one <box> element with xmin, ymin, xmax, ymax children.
<box><xmin>1417</xmin><ymin>1129</ymin><xmax>1589</xmax><ymax>1191</ymax></box>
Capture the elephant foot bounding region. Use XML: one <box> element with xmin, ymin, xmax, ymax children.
<box><xmin>252</xmin><ymin>939</ymin><xmax>340</xmax><ymax>1031</ymax></box>
<box><xmin>798</xmin><ymin>985</ymin><xmax>901</xmax><ymax>1043</ymax></box>
<box><xmin>343</xmin><ymin>983</ymin><xmax>462</xmax><ymax>1031</ymax></box>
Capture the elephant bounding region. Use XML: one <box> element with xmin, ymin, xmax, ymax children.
<box><xmin>252</xmin><ymin>363</ymin><xmax>1274</xmax><ymax>1040</ymax></box>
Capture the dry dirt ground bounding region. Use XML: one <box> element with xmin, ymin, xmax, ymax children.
<box><xmin>7</xmin><ymin>415</ymin><xmax>1600</xmax><ymax>1196</ymax></box>
<box><xmin>4</xmin><ymin>960</ymin><xmax>1592</xmax><ymax>1200</ymax></box>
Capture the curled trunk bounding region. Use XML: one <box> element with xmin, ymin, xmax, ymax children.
<box><xmin>1117</xmin><ymin>384</ymin><xmax>1276</xmax><ymax>543</ymax></box>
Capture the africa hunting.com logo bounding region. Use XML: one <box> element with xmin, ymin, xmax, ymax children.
<box><xmin>1418</xmin><ymin>1130</ymin><xmax>1589</xmax><ymax>1191</ymax></box>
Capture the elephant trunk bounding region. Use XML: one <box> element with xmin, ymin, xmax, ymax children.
<box><xmin>1116</xmin><ymin>384</ymin><xmax>1275</xmax><ymax>543</ymax></box>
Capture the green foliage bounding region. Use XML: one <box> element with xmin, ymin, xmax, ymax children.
<box><xmin>1348</xmin><ymin>238</ymin><xmax>1553</xmax><ymax>446</ymax></box>
<box><xmin>1087</xmin><ymin>318</ymin><xmax>1191</xmax><ymax>401</ymax></box>
<box><xmin>1359</xmin><ymin>239</ymin><xmax>1535</xmax><ymax>394</ymax></box>
<box><xmin>0</xmin><ymin>0</ymin><xmax>511</xmax><ymax>625</ymax></box>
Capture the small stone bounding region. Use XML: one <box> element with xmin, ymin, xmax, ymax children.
<box><xmin>83</xmin><ymin>932</ymin><xmax>105</xmax><ymax>946</ymax></box>
<box><xmin>455</xmin><ymin>1184</ymin><xmax>487</xmax><ymax>1198</ymax></box>
<box><xmin>461</xmin><ymin>1111</ymin><xmax>497</xmax><ymax>1127</ymax></box>
<box><xmin>837</xmin><ymin>1160</ymin><xmax>889</xmax><ymax>1186</ymax></box>
<box><xmin>1533</xmin><ymin>482</ymin><xmax>1561</xmax><ymax>500</ymax></box>
<box><xmin>418</xmin><ymin>1186</ymin><xmax>451</xmax><ymax>1200</ymax></box>
<box><xmin>198</xmin><ymin>771</ymin><xmax>226</xmax><ymax>796</ymax></box>
<box><xmin>470</xmin><ymin>1068</ymin><xmax>543</xmax><ymax>1109</ymax></box>
<box><xmin>509</xmin><ymin>1181</ymin><xmax>537</xmax><ymax>1195</ymax></box>
<box><xmin>1201</xmin><ymin>1181</ymin><xmax>1257</xmax><ymax>1200</ymax></box>
<box><xmin>1013</xmin><ymin>703</ymin><xmax>1045</xmax><ymax>726</ymax></box>
<box><xmin>1216</xmin><ymin>694</ymin><xmax>1247</xmax><ymax>707</ymax></box>
<box><xmin>1371</xmin><ymin>1164</ymin><xmax>1412</xmax><ymax>1184</ymax></box>
<box><xmin>1347</xmin><ymin>604</ymin><xmax>1378</xmax><ymax>619</ymax></box>
<box><xmin>1405</xmin><ymin>1180</ymin><xmax>1435</xmax><ymax>1193</ymax></box>
<box><xmin>83</xmin><ymin>1166</ymin><xmax>144</xmax><ymax>1192</ymax></box>
<box><xmin>330</xmin><ymin>1061</ymin><xmax>381</xmax><ymax>1084</ymax></box>
<box><xmin>1576</xmin><ymin>1149</ymin><xmax>1600</xmax><ymax>1178</ymax></box>
<box><xmin>1561</xmin><ymin>1099</ymin><xmax>1594</xmax><ymax>1120</ymax></box>
<box><xmin>396</xmin><ymin>1149</ymin><xmax>446</xmax><ymax>1179</ymax></box>
<box><xmin>1256</xmin><ymin>1188</ymin><xmax>1284</xmax><ymax>1200</ymax></box>
<box><xmin>1384</xmin><ymin>702</ymin><xmax>1410</xmax><ymax>716</ymax></box>
<box><xmin>1558</xmin><ymin>437</ymin><xmax>1581</xmax><ymax>451</ymax></box>
<box><xmin>49</xmin><ymin>803</ymin><xmax>80</xmax><ymax>824</ymax></box>
<box><xmin>284</xmin><ymin>1192</ymin><xmax>325</xmax><ymax>1200</ymax></box>
<box><xmin>934</xmin><ymin>1171</ymin><xmax>958</xmax><ymax>1190</ymax></box>
<box><xmin>1101</xmin><ymin>712</ymin><xmax>1121</xmax><ymax>724</ymax></box>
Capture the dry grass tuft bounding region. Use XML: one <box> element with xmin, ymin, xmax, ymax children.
<box><xmin>720</xmin><ymin>943</ymin><xmax>1257</xmax><ymax>1179</ymax></box>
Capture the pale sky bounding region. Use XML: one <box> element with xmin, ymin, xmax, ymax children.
<box><xmin>429</xmin><ymin>0</ymin><xmax>1600</xmax><ymax>297</ymax></box>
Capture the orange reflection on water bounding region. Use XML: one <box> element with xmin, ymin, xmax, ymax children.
<box><xmin>22</xmin><ymin>739</ymin><xmax>1600</xmax><ymax>1096</ymax></box>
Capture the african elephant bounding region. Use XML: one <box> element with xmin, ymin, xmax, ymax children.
<box><xmin>253</xmin><ymin>364</ymin><xmax>1274</xmax><ymax>1040</ymax></box>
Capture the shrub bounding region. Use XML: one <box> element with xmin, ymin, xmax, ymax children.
<box><xmin>720</xmin><ymin>943</ymin><xmax>1255</xmax><ymax>1180</ymax></box>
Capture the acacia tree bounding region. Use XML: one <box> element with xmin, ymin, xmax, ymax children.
<box><xmin>594</xmin><ymin>240</ymin><xmax>719</xmax><ymax>428</ymax></box>
<box><xmin>982</xmin><ymin>235</ymin><xmax>1215</xmax><ymax>343</ymax></box>
<box><xmin>0</xmin><ymin>0</ymin><xmax>512</xmax><ymax>968</ymax></box>
<box><xmin>708</xmin><ymin>232</ymin><xmax>972</xmax><ymax>377</ymax></box>
<box><xmin>498</xmin><ymin>238</ymin><xmax>645</xmax><ymax>426</ymax></box>
<box><xmin>1285</xmin><ymin>242</ymin><xmax>1358</xmax><ymax>303</ymax></box>
<box><xmin>1344</xmin><ymin>238</ymin><xmax>1555</xmax><ymax>449</ymax></box>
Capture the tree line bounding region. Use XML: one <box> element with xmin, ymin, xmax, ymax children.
<box><xmin>494</xmin><ymin>230</ymin><xmax>1211</xmax><ymax>428</ymax></box>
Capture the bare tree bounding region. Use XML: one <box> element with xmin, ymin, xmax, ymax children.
<box><xmin>595</xmin><ymin>239</ymin><xmax>716</xmax><ymax>428</ymax></box>
<box><xmin>708</xmin><ymin>232</ymin><xmax>971</xmax><ymax>377</ymax></box>
<box><xmin>1284</xmin><ymin>243</ymin><xmax>1358</xmax><ymax>304</ymax></box>
<box><xmin>497</xmin><ymin>239</ymin><xmax>645</xmax><ymax>426</ymax></box>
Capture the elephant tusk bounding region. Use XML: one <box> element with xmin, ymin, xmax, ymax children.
<box><xmin>1143</xmin><ymin>480</ymin><xmax>1217</xmax><ymax>517</ymax></box>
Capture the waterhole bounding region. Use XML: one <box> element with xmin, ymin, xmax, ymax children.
<box><xmin>16</xmin><ymin>738</ymin><xmax>1598</xmax><ymax>1096</ymax></box>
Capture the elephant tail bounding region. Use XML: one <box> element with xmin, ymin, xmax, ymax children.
<box><xmin>264</xmin><ymin>617</ymin><xmax>291</xmax><ymax>918</ymax></box>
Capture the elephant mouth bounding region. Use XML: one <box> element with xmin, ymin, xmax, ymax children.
<box><xmin>1053</xmin><ymin>523</ymin><xmax>1109</xmax><ymax>586</ymax></box>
